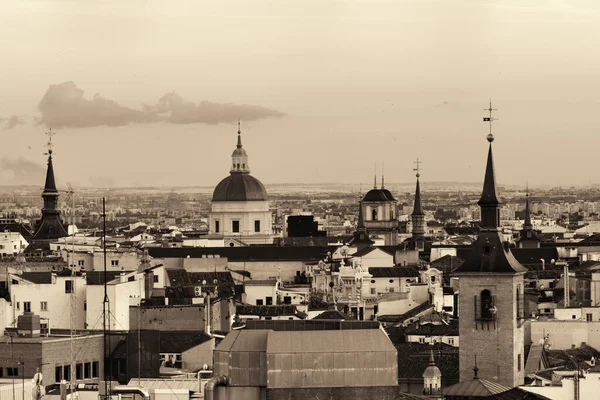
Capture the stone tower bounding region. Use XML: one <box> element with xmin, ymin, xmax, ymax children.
<box><xmin>453</xmin><ymin>128</ymin><xmax>527</xmax><ymax>387</ymax></box>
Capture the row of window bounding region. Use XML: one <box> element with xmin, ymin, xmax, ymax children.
<box><xmin>255</xmin><ymin>296</ymin><xmax>293</xmax><ymax>306</ymax></box>
<box><xmin>0</xmin><ymin>244</ymin><xmax>18</xmax><ymax>250</ymax></box>
<box><xmin>15</xmin><ymin>301</ymin><xmax>48</xmax><ymax>312</ymax></box>
<box><xmin>55</xmin><ymin>361</ymin><xmax>99</xmax><ymax>383</ymax></box>
<box><xmin>214</xmin><ymin>220</ymin><xmax>261</xmax><ymax>234</ymax></box>
<box><xmin>0</xmin><ymin>367</ymin><xmax>20</xmax><ymax>378</ymax></box>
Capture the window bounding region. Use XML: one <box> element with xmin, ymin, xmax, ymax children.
<box><xmin>266</xmin><ymin>297</ymin><xmax>273</xmax><ymax>305</ymax></box>
<box><xmin>264</xmin><ymin>316</ymin><xmax>272</xmax><ymax>320</ymax></box>
<box><xmin>215</xmin><ymin>220</ymin><xmax>220</xmax><ymax>233</ymax></box>
<box><xmin>24</xmin><ymin>301</ymin><xmax>31</xmax><ymax>312</ymax></box>
<box><xmin>389</xmin><ymin>279</ymin><xmax>394</xmax><ymax>284</ymax></box>
<box><xmin>518</xmin><ymin>354</ymin><xmax>522</xmax><ymax>372</ymax></box>
<box><xmin>65</xmin><ymin>280</ymin><xmax>73</xmax><ymax>293</ymax></box>
<box><xmin>153</xmin><ymin>275</ymin><xmax>159</xmax><ymax>283</ymax></box>
<box><xmin>572</xmin><ymin>315</ymin><xmax>577</xmax><ymax>319</ymax></box>
<box><xmin>111</xmin><ymin>260</ymin><xmax>119</xmax><ymax>266</ymax></box>
<box><xmin>478</xmin><ymin>289</ymin><xmax>495</xmax><ymax>321</ymax></box>
<box><xmin>254</xmin><ymin>220</ymin><xmax>261</xmax><ymax>233</ymax></box>
<box><xmin>16</xmin><ymin>302</ymin><xmax>20</xmax><ymax>310</ymax></box>
<box><xmin>372</xmin><ymin>209</ymin><xmax>378</xmax><ymax>221</ymax></box>
<box><xmin>419</xmin><ymin>337</ymin><xmax>426</xmax><ymax>344</ymax></box>
<box><xmin>84</xmin><ymin>302</ymin><xmax>87</xmax><ymax>311</ymax></box>
<box><xmin>448</xmin><ymin>338</ymin><xmax>455</xmax><ymax>345</ymax></box>
<box><xmin>7</xmin><ymin>367</ymin><xmax>18</xmax><ymax>377</ymax></box>
<box><xmin>283</xmin><ymin>296</ymin><xmax>292</xmax><ymax>304</ymax></box>
<box><xmin>389</xmin><ymin>287</ymin><xmax>395</xmax><ymax>293</ymax></box>
<box><xmin>370</xmin><ymin>288</ymin><xmax>376</xmax><ymax>295</ymax></box>
<box><xmin>256</xmin><ymin>299</ymin><xmax>263</xmax><ymax>305</ymax></box>
<box><xmin>78</xmin><ymin>260</ymin><xmax>84</xmax><ymax>266</ymax></box>
<box><xmin>0</xmin><ymin>368</ymin><xmax>3</xmax><ymax>378</ymax></box>
<box><xmin>55</xmin><ymin>366</ymin><xmax>62</xmax><ymax>383</ymax></box>
<box><xmin>41</xmin><ymin>302</ymin><xmax>48</xmax><ymax>311</ymax></box>
<box><xmin>232</xmin><ymin>220</ymin><xmax>240</xmax><ymax>233</ymax></box>
<box><xmin>92</xmin><ymin>362</ymin><xmax>99</xmax><ymax>378</ymax></box>
<box><xmin>527</xmin><ymin>231</ymin><xmax>532</xmax><ymax>238</ymax></box>
<box><xmin>587</xmin><ymin>313</ymin><xmax>593</xmax><ymax>322</ymax></box>
<box><xmin>76</xmin><ymin>363</ymin><xmax>83</xmax><ymax>380</ymax></box>
<box><xmin>84</xmin><ymin>363</ymin><xmax>91</xmax><ymax>379</ymax></box>
<box><xmin>64</xmin><ymin>365</ymin><xmax>71</xmax><ymax>382</ymax></box>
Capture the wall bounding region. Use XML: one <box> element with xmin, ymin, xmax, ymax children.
<box><xmin>10</xmin><ymin>275</ymin><xmax>86</xmax><ymax>330</ymax></box>
<box><xmin>0</xmin><ymin>381</ymin><xmax>34</xmax><ymax>400</ymax></box>
<box><xmin>520</xmin><ymin>373</ymin><xmax>600</xmax><ymax>400</ymax></box>
<box><xmin>86</xmin><ymin>274</ymin><xmax>144</xmax><ymax>331</ymax></box>
<box><xmin>457</xmin><ymin>273</ymin><xmax>525</xmax><ymax>388</ymax></box>
<box><xmin>129</xmin><ymin>305</ymin><xmax>205</xmax><ymax>331</ymax></box>
<box><xmin>530</xmin><ymin>320</ymin><xmax>600</xmax><ymax>350</ymax></box>
<box><xmin>209</xmin><ymin>200</ymin><xmax>272</xmax><ymax>236</ymax></box>
<box><xmin>358</xmin><ymin>250</ymin><xmax>394</xmax><ymax>269</ymax></box>
<box><xmin>245</xmin><ymin>284</ymin><xmax>277</xmax><ymax>306</ymax></box>
<box><xmin>0</xmin><ymin>233</ymin><xmax>28</xmax><ymax>256</ymax></box>
<box><xmin>405</xmin><ymin>334</ymin><xmax>459</xmax><ymax>347</ymax></box>
<box><xmin>554</xmin><ymin>307</ymin><xmax>600</xmax><ymax>322</ymax></box>
<box><xmin>0</xmin><ymin>298</ymin><xmax>13</xmax><ymax>335</ymax></box>
<box><xmin>182</xmin><ymin>339</ymin><xmax>215</xmax><ymax>370</ymax></box>
<box><xmin>377</xmin><ymin>284</ymin><xmax>429</xmax><ymax>317</ymax></box>
<box><xmin>41</xmin><ymin>335</ymin><xmax>104</xmax><ymax>384</ymax></box>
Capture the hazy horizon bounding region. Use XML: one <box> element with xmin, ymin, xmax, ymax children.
<box><xmin>2</xmin><ymin>0</ymin><xmax>600</xmax><ymax>188</ymax></box>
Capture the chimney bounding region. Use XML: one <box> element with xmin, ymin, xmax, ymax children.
<box><xmin>17</xmin><ymin>312</ymin><xmax>41</xmax><ymax>338</ymax></box>
<box><xmin>144</xmin><ymin>270</ymin><xmax>154</xmax><ymax>300</ymax></box>
<box><xmin>120</xmin><ymin>272</ymin><xmax>127</xmax><ymax>283</ymax></box>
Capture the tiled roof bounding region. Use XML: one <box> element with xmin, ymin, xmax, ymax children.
<box><xmin>244</xmin><ymin>319</ymin><xmax>379</xmax><ymax>331</ymax></box>
<box><xmin>405</xmin><ymin>321</ymin><xmax>459</xmax><ymax>337</ymax></box>
<box><xmin>148</xmin><ymin>246</ymin><xmax>338</xmax><ymax>261</ymax></box>
<box><xmin>19</xmin><ymin>272</ymin><xmax>52</xmax><ymax>284</ymax></box>
<box><xmin>487</xmin><ymin>387</ymin><xmax>552</xmax><ymax>400</ymax></box>
<box><xmin>377</xmin><ymin>302</ymin><xmax>434</xmax><ymax>323</ymax></box>
<box><xmin>266</xmin><ymin>329</ymin><xmax>396</xmax><ymax>354</ymax></box>
<box><xmin>395</xmin><ymin>342</ymin><xmax>459</xmax><ymax>384</ymax></box>
<box><xmin>368</xmin><ymin>267</ymin><xmax>420</xmax><ymax>278</ymax></box>
<box><xmin>166</xmin><ymin>270</ymin><xmax>234</xmax><ymax>286</ymax></box>
<box><xmin>236</xmin><ymin>304</ymin><xmax>305</xmax><ymax>318</ymax></box>
<box><xmin>444</xmin><ymin>378</ymin><xmax>510</xmax><ymax>397</ymax></box>
<box><xmin>313</xmin><ymin>310</ymin><xmax>354</xmax><ymax>320</ymax></box>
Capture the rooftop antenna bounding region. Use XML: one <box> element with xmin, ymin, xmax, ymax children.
<box><xmin>381</xmin><ymin>162</ymin><xmax>385</xmax><ymax>189</ymax></box>
<box><xmin>102</xmin><ymin>197</ymin><xmax>111</xmax><ymax>399</ymax></box>
<box><xmin>483</xmin><ymin>99</ymin><xmax>498</xmax><ymax>140</ymax></box>
<box><xmin>64</xmin><ymin>182</ymin><xmax>76</xmax><ymax>396</ymax></box>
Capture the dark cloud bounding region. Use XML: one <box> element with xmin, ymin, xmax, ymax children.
<box><xmin>36</xmin><ymin>82</ymin><xmax>285</xmax><ymax>129</ymax></box>
<box><xmin>37</xmin><ymin>81</ymin><xmax>156</xmax><ymax>128</ymax></box>
<box><xmin>143</xmin><ymin>91</ymin><xmax>285</xmax><ymax>124</ymax></box>
<box><xmin>0</xmin><ymin>157</ymin><xmax>45</xmax><ymax>186</ymax></box>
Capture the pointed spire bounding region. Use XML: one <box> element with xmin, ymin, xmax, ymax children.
<box><xmin>478</xmin><ymin>135</ymin><xmax>500</xmax><ymax>206</ymax></box>
<box><xmin>43</xmin><ymin>129</ymin><xmax>58</xmax><ymax>194</ymax></box>
<box><xmin>373</xmin><ymin>162</ymin><xmax>377</xmax><ymax>189</ymax></box>
<box><xmin>237</xmin><ymin>119</ymin><xmax>243</xmax><ymax>149</ymax></box>
<box><xmin>429</xmin><ymin>348</ymin><xmax>436</xmax><ymax>366</ymax></box>
<box><xmin>412</xmin><ymin>159</ymin><xmax>423</xmax><ymax>216</ymax></box>
<box><xmin>524</xmin><ymin>184</ymin><xmax>532</xmax><ymax>228</ymax></box>
<box><xmin>357</xmin><ymin>199</ymin><xmax>366</xmax><ymax>232</ymax></box>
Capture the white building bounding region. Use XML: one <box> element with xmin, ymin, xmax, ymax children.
<box><xmin>0</xmin><ymin>232</ymin><xmax>28</xmax><ymax>256</ymax></box>
<box><xmin>9</xmin><ymin>270</ymin><xmax>86</xmax><ymax>330</ymax></box>
<box><xmin>86</xmin><ymin>271</ymin><xmax>144</xmax><ymax>331</ymax></box>
<box><xmin>208</xmin><ymin>124</ymin><xmax>273</xmax><ymax>245</ymax></box>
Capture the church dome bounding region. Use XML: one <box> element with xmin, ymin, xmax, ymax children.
<box><xmin>380</xmin><ymin>188</ymin><xmax>396</xmax><ymax>202</ymax></box>
<box><xmin>423</xmin><ymin>364</ymin><xmax>441</xmax><ymax>378</ymax></box>
<box><xmin>212</xmin><ymin>173</ymin><xmax>268</xmax><ymax>202</ymax></box>
<box><xmin>363</xmin><ymin>188</ymin><xmax>392</xmax><ymax>202</ymax></box>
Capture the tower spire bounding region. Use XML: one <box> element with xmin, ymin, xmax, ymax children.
<box><xmin>429</xmin><ymin>348</ymin><xmax>436</xmax><ymax>366</ymax></box>
<box><xmin>412</xmin><ymin>158</ymin><xmax>423</xmax><ymax>216</ymax></box>
<box><xmin>478</xmin><ymin>101</ymin><xmax>501</xmax><ymax>230</ymax></box>
<box><xmin>237</xmin><ymin>119</ymin><xmax>242</xmax><ymax>149</ymax></box>
<box><xmin>524</xmin><ymin>183</ymin><xmax>532</xmax><ymax>228</ymax></box>
<box><xmin>373</xmin><ymin>162</ymin><xmax>377</xmax><ymax>189</ymax></box>
<box><xmin>43</xmin><ymin>129</ymin><xmax>58</xmax><ymax>194</ymax></box>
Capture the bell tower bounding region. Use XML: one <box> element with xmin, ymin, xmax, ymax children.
<box><xmin>453</xmin><ymin>102</ymin><xmax>526</xmax><ymax>388</ymax></box>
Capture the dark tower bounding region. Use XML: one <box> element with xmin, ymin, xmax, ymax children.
<box><xmin>25</xmin><ymin>130</ymin><xmax>68</xmax><ymax>254</ymax></box>
<box><xmin>517</xmin><ymin>188</ymin><xmax>541</xmax><ymax>248</ymax></box>
<box><xmin>453</xmin><ymin>103</ymin><xmax>527</xmax><ymax>387</ymax></box>
<box><xmin>349</xmin><ymin>195</ymin><xmax>374</xmax><ymax>252</ymax></box>
<box><xmin>410</xmin><ymin>159</ymin><xmax>426</xmax><ymax>251</ymax></box>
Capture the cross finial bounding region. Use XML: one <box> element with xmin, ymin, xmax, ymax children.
<box><xmin>237</xmin><ymin>119</ymin><xmax>241</xmax><ymax>134</ymax></box>
<box><xmin>413</xmin><ymin>158</ymin><xmax>422</xmax><ymax>178</ymax></box>
<box><xmin>483</xmin><ymin>99</ymin><xmax>498</xmax><ymax>141</ymax></box>
<box><xmin>44</xmin><ymin>128</ymin><xmax>55</xmax><ymax>156</ymax></box>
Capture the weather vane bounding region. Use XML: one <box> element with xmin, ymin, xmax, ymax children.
<box><xmin>483</xmin><ymin>100</ymin><xmax>498</xmax><ymax>139</ymax></box>
<box><xmin>44</xmin><ymin>128</ymin><xmax>55</xmax><ymax>156</ymax></box>
<box><xmin>414</xmin><ymin>158</ymin><xmax>422</xmax><ymax>178</ymax></box>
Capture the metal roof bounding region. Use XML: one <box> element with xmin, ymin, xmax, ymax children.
<box><xmin>266</xmin><ymin>329</ymin><xmax>395</xmax><ymax>354</ymax></box>
<box><xmin>216</xmin><ymin>329</ymin><xmax>270</xmax><ymax>353</ymax></box>
<box><xmin>127</xmin><ymin>379</ymin><xmax>199</xmax><ymax>392</ymax></box>
<box><xmin>443</xmin><ymin>378</ymin><xmax>510</xmax><ymax>397</ymax></box>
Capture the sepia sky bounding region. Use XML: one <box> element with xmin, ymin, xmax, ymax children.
<box><xmin>1</xmin><ymin>0</ymin><xmax>600</xmax><ymax>188</ymax></box>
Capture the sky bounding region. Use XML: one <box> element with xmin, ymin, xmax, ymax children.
<box><xmin>1</xmin><ymin>0</ymin><xmax>600</xmax><ymax>188</ymax></box>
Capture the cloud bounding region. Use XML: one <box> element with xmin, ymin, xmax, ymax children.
<box><xmin>1</xmin><ymin>115</ymin><xmax>25</xmax><ymax>130</ymax></box>
<box><xmin>37</xmin><ymin>82</ymin><xmax>285</xmax><ymax>129</ymax></box>
<box><xmin>37</xmin><ymin>81</ymin><xmax>156</xmax><ymax>128</ymax></box>
<box><xmin>0</xmin><ymin>157</ymin><xmax>45</xmax><ymax>186</ymax></box>
<box><xmin>143</xmin><ymin>91</ymin><xmax>285</xmax><ymax>124</ymax></box>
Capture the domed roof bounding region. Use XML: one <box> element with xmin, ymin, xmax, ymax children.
<box><xmin>423</xmin><ymin>364</ymin><xmax>442</xmax><ymax>378</ymax></box>
<box><xmin>381</xmin><ymin>188</ymin><xmax>396</xmax><ymax>202</ymax></box>
<box><xmin>232</xmin><ymin>147</ymin><xmax>247</xmax><ymax>157</ymax></box>
<box><xmin>363</xmin><ymin>188</ymin><xmax>393</xmax><ymax>202</ymax></box>
<box><xmin>212</xmin><ymin>173</ymin><xmax>268</xmax><ymax>202</ymax></box>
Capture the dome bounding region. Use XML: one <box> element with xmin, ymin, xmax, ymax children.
<box><xmin>212</xmin><ymin>173</ymin><xmax>268</xmax><ymax>202</ymax></box>
<box><xmin>232</xmin><ymin>147</ymin><xmax>247</xmax><ymax>157</ymax></box>
<box><xmin>363</xmin><ymin>189</ymin><xmax>392</xmax><ymax>202</ymax></box>
<box><xmin>423</xmin><ymin>364</ymin><xmax>441</xmax><ymax>379</ymax></box>
<box><xmin>381</xmin><ymin>188</ymin><xmax>396</xmax><ymax>202</ymax></box>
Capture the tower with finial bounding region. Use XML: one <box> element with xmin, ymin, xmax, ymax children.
<box><xmin>410</xmin><ymin>158</ymin><xmax>426</xmax><ymax>251</ymax></box>
<box><xmin>517</xmin><ymin>183</ymin><xmax>541</xmax><ymax>248</ymax></box>
<box><xmin>422</xmin><ymin>347</ymin><xmax>443</xmax><ymax>399</ymax></box>
<box><xmin>453</xmin><ymin>101</ymin><xmax>526</xmax><ymax>388</ymax></box>
<box><xmin>25</xmin><ymin>129</ymin><xmax>69</xmax><ymax>254</ymax></box>
<box><xmin>209</xmin><ymin>121</ymin><xmax>272</xmax><ymax>244</ymax></box>
<box><xmin>358</xmin><ymin>162</ymin><xmax>398</xmax><ymax>246</ymax></box>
